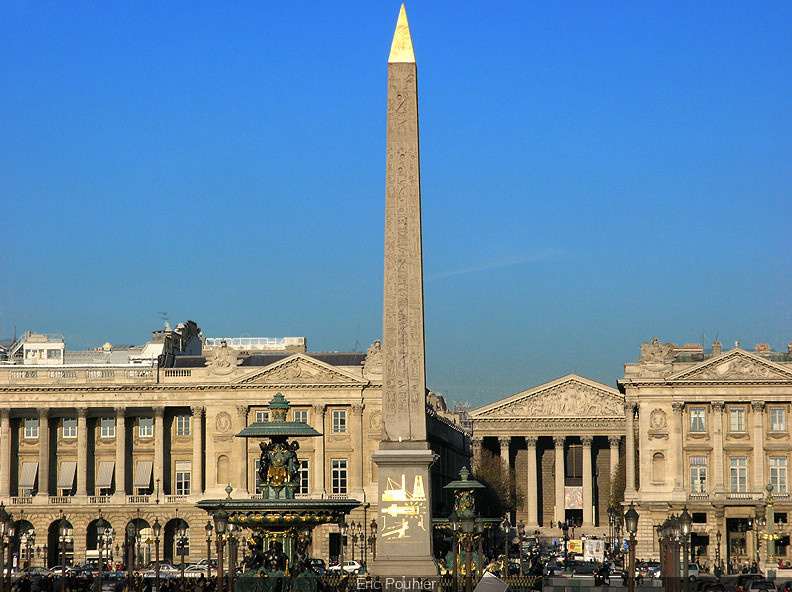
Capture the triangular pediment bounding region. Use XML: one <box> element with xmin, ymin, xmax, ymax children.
<box><xmin>669</xmin><ymin>349</ymin><xmax>792</xmax><ymax>381</ymax></box>
<box><xmin>472</xmin><ymin>374</ymin><xmax>624</xmax><ymax>419</ymax></box>
<box><xmin>237</xmin><ymin>354</ymin><xmax>367</xmax><ymax>385</ymax></box>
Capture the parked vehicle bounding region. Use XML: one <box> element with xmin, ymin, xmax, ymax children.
<box><xmin>747</xmin><ymin>581</ymin><xmax>778</xmax><ymax>592</ymax></box>
<box><xmin>327</xmin><ymin>560</ymin><xmax>363</xmax><ymax>575</ymax></box>
<box><xmin>307</xmin><ymin>558</ymin><xmax>326</xmax><ymax>576</ymax></box>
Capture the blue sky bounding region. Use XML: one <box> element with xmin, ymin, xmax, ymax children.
<box><xmin>2</xmin><ymin>2</ymin><xmax>791</xmax><ymax>407</ymax></box>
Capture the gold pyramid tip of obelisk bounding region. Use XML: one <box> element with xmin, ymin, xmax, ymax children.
<box><xmin>389</xmin><ymin>4</ymin><xmax>415</xmax><ymax>63</ymax></box>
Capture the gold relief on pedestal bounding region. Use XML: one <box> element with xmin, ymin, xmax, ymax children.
<box><xmin>380</xmin><ymin>474</ymin><xmax>427</xmax><ymax>540</ymax></box>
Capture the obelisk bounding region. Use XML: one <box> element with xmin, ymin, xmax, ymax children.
<box><xmin>371</xmin><ymin>4</ymin><xmax>438</xmax><ymax>578</ymax></box>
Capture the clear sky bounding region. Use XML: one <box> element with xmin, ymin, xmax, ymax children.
<box><xmin>2</xmin><ymin>2</ymin><xmax>791</xmax><ymax>408</ymax></box>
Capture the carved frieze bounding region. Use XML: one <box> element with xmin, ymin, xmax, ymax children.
<box><xmin>240</xmin><ymin>357</ymin><xmax>357</xmax><ymax>385</ymax></box>
<box><xmin>482</xmin><ymin>381</ymin><xmax>623</xmax><ymax>418</ymax></box>
<box><xmin>674</xmin><ymin>351</ymin><xmax>792</xmax><ymax>381</ymax></box>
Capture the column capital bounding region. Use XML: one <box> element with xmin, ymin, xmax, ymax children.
<box><xmin>471</xmin><ymin>438</ymin><xmax>483</xmax><ymax>451</ymax></box>
<box><xmin>312</xmin><ymin>404</ymin><xmax>326</xmax><ymax>416</ymax></box>
<box><xmin>497</xmin><ymin>436</ymin><xmax>510</xmax><ymax>448</ymax></box>
<box><xmin>114</xmin><ymin>406</ymin><xmax>126</xmax><ymax>417</ymax></box>
<box><xmin>712</xmin><ymin>401</ymin><xmax>725</xmax><ymax>412</ymax></box>
<box><xmin>236</xmin><ymin>405</ymin><xmax>248</xmax><ymax>418</ymax></box>
<box><xmin>38</xmin><ymin>408</ymin><xmax>49</xmax><ymax>419</ymax></box>
<box><xmin>76</xmin><ymin>407</ymin><xmax>88</xmax><ymax>418</ymax></box>
<box><xmin>525</xmin><ymin>435</ymin><xmax>538</xmax><ymax>447</ymax></box>
<box><xmin>581</xmin><ymin>435</ymin><xmax>594</xmax><ymax>447</ymax></box>
<box><xmin>608</xmin><ymin>435</ymin><xmax>621</xmax><ymax>447</ymax></box>
<box><xmin>751</xmin><ymin>401</ymin><xmax>765</xmax><ymax>412</ymax></box>
<box><xmin>624</xmin><ymin>401</ymin><xmax>636</xmax><ymax>415</ymax></box>
<box><xmin>351</xmin><ymin>404</ymin><xmax>365</xmax><ymax>416</ymax></box>
<box><xmin>190</xmin><ymin>405</ymin><xmax>204</xmax><ymax>417</ymax></box>
<box><xmin>553</xmin><ymin>435</ymin><xmax>565</xmax><ymax>447</ymax></box>
<box><xmin>672</xmin><ymin>401</ymin><xmax>685</xmax><ymax>413</ymax></box>
<box><xmin>153</xmin><ymin>406</ymin><xmax>165</xmax><ymax>418</ymax></box>
<box><xmin>0</xmin><ymin>409</ymin><xmax>9</xmax><ymax>421</ymax></box>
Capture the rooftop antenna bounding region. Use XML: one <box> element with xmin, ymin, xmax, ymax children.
<box><xmin>158</xmin><ymin>312</ymin><xmax>171</xmax><ymax>331</ymax></box>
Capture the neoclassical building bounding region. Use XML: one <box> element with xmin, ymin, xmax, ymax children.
<box><xmin>471</xmin><ymin>341</ymin><xmax>792</xmax><ymax>569</ymax></box>
<box><xmin>471</xmin><ymin>375</ymin><xmax>625</xmax><ymax>530</ymax></box>
<box><xmin>620</xmin><ymin>340</ymin><xmax>792</xmax><ymax>569</ymax></box>
<box><xmin>0</xmin><ymin>323</ymin><xmax>469</xmax><ymax>569</ymax></box>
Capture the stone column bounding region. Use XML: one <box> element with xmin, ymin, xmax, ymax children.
<box><xmin>608</xmin><ymin>435</ymin><xmax>620</xmax><ymax>482</ymax></box>
<box><xmin>153</xmin><ymin>406</ymin><xmax>165</xmax><ymax>494</ymax></box>
<box><xmin>471</xmin><ymin>438</ymin><xmax>483</xmax><ymax>474</ymax></box>
<box><xmin>352</xmin><ymin>404</ymin><xmax>365</xmax><ymax>498</ymax></box>
<box><xmin>525</xmin><ymin>436</ymin><xmax>538</xmax><ymax>526</ymax></box>
<box><xmin>312</xmin><ymin>405</ymin><xmax>326</xmax><ymax>496</ymax></box>
<box><xmin>0</xmin><ymin>410</ymin><xmax>10</xmax><ymax>497</ymax></box>
<box><xmin>191</xmin><ymin>406</ymin><xmax>204</xmax><ymax>495</ymax></box>
<box><xmin>36</xmin><ymin>408</ymin><xmax>50</xmax><ymax>498</ymax></box>
<box><xmin>499</xmin><ymin>437</ymin><xmax>510</xmax><ymax>472</ymax></box>
<box><xmin>625</xmin><ymin>403</ymin><xmax>637</xmax><ymax>498</ymax></box>
<box><xmin>76</xmin><ymin>408</ymin><xmax>88</xmax><ymax>496</ymax></box>
<box><xmin>236</xmin><ymin>406</ymin><xmax>249</xmax><ymax>495</ymax></box>
<box><xmin>554</xmin><ymin>435</ymin><xmax>565</xmax><ymax>524</ymax></box>
<box><xmin>711</xmin><ymin>402</ymin><xmax>724</xmax><ymax>493</ymax></box>
<box><xmin>752</xmin><ymin>401</ymin><xmax>765</xmax><ymax>491</ymax></box>
<box><xmin>114</xmin><ymin>406</ymin><xmax>126</xmax><ymax>499</ymax></box>
<box><xmin>582</xmin><ymin>435</ymin><xmax>594</xmax><ymax>526</ymax></box>
<box><xmin>672</xmin><ymin>402</ymin><xmax>685</xmax><ymax>494</ymax></box>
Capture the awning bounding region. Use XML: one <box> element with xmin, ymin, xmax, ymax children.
<box><xmin>19</xmin><ymin>462</ymin><xmax>38</xmax><ymax>488</ymax></box>
<box><xmin>57</xmin><ymin>461</ymin><xmax>77</xmax><ymax>489</ymax></box>
<box><xmin>133</xmin><ymin>461</ymin><xmax>153</xmax><ymax>488</ymax></box>
<box><xmin>174</xmin><ymin>460</ymin><xmax>191</xmax><ymax>473</ymax></box>
<box><xmin>96</xmin><ymin>461</ymin><xmax>115</xmax><ymax>488</ymax></box>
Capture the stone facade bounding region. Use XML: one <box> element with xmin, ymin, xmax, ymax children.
<box><xmin>0</xmin><ymin>326</ymin><xmax>469</xmax><ymax>569</ymax></box>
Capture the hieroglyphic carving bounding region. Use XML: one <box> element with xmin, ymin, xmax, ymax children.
<box><xmin>382</xmin><ymin>57</ymin><xmax>426</xmax><ymax>442</ymax></box>
<box><xmin>485</xmin><ymin>382</ymin><xmax>624</xmax><ymax>418</ymax></box>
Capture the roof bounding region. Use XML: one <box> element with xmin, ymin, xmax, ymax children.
<box><xmin>174</xmin><ymin>351</ymin><xmax>367</xmax><ymax>368</ymax></box>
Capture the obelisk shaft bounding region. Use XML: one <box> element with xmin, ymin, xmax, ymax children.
<box><xmin>382</xmin><ymin>3</ymin><xmax>427</xmax><ymax>444</ymax></box>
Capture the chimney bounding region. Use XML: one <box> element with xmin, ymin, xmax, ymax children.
<box><xmin>712</xmin><ymin>341</ymin><xmax>722</xmax><ymax>356</ymax></box>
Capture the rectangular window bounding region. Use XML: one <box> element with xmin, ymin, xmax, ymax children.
<box><xmin>255</xmin><ymin>410</ymin><xmax>269</xmax><ymax>423</ymax></box>
<box><xmin>24</xmin><ymin>418</ymin><xmax>39</xmax><ymax>439</ymax></box>
<box><xmin>47</xmin><ymin>349</ymin><xmax>61</xmax><ymax>359</ymax></box>
<box><xmin>139</xmin><ymin>417</ymin><xmax>154</xmax><ymax>437</ymax></box>
<box><xmin>690</xmin><ymin>457</ymin><xmax>707</xmax><ymax>492</ymax></box>
<box><xmin>770</xmin><ymin>408</ymin><xmax>787</xmax><ymax>432</ymax></box>
<box><xmin>254</xmin><ymin>459</ymin><xmax>264</xmax><ymax>495</ymax></box>
<box><xmin>770</xmin><ymin>457</ymin><xmax>788</xmax><ymax>494</ymax></box>
<box><xmin>63</xmin><ymin>417</ymin><xmax>77</xmax><ymax>438</ymax></box>
<box><xmin>294</xmin><ymin>410</ymin><xmax>308</xmax><ymax>424</ymax></box>
<box><xmin>689</xmin><ymin>407</ymin><xmax>706</xmax><ymax>432</ymax></box>
<box><xmin>331</xmin><ymin>459</ymin><xmax>347</xmax><ymax>494</ymax></box>
<box><xmin>175</xmin><ymin>414</ymin><xmax>191</xmax><ymax>436</ymax></box>
<box><xmin>100</xmin><ymin>417</ymin><xmax>115</xmax><ymax>438</ymax></box>
<box><xmin>332</xmin><ymin>410</ymin><xmax>347</xmax><ymax>434</ymax></box>
<box><xmin>298</xmin><ymin>460</ymin><xmax>309</xmax><ymax>494</ymax></box>
<box><xmin>175</xmin><ymin>461</ymin><xmax>191</xmax><ymax>496</ymax></box>
<box><xmin>730</xmin><ymin>457</ymin><xmax>748</xmax><ymax>492</ymax></box>
<box><xmin>729</xmin><ymin>407</ymin><xmax>746</xmax><ymax>432</ymax></box>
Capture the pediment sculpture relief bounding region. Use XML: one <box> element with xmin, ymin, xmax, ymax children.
<box><xmin>639</xmin><ymin>337</ymin><xmax>676</xmax><ymax>364</ymax></box>
<box><xmin>684</xmin><ymin>357</ymin><xmax>785</xmax><ymax>380</ymax></box>
<box><xmin>245</xmin><ymin>358</ymin><xmax>341</xmax><ymax>384</ymax></box>
<box><xmin>489</xmin><ymin>383</ymin><xmax>623</xmax><ymax>418</ymax></box>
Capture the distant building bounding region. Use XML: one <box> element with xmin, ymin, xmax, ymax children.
<box><xmin>0</xmin><ymin>321</ymin><xmax>469</xmax><ymax>568</ymax></box>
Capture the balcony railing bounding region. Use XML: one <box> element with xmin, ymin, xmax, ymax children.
<box><xmin>88</xmin><ymin>496</ymin><xmax>112</xmax><ymax>504</ymax></box>
<box><xmin>9</xmin><ymin>497</ymin><xmax>33</xmax><ymax>505</ymax></box>
<box><xmin>127</xmin><ymin>495</ymin><xmax>150</xmax><ymax>504</ymax></box>
<box><xmin>165</xmin><ymin>495</ymin><xmax>188</xmax><ymax>503</ymax></box>
<box><xmin>688</xmin><ymin>492</ymin><xmax>709</xmax><ymax>501</ymax></box>
<box><xmin>50</xmin><ymin>496</ymin><xmax>72</xmax><ymax>504</ymax></box>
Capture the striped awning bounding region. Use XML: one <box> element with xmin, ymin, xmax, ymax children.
<box><xmin>57</xmin><ymin>461</ymin><xmax>77</xmax><ymax>489</ymax></box>
<box><xmin>174</xmin><ymin>460</ymin><xmax>191</xmax><ymax>473</ymax></box>
<box><xmin>19</xmin><ymin>462</ymin><xmax>38</xmax><ymax>488</ymax></box>
<box><xmin>133</xmin><ymin>461</ymin><xmax>153</xmax><ymax>488</ymax></box>
<box><xmin>96</xmin><ymin>461</ymin><xmax>115</xmax><ymax>488</ymax></box>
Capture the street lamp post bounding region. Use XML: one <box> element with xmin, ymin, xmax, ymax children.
<box><xmin>25</xmin><ymin>533</ymin><xmax>35</xmax><ymax>573</ymax></box>
<box><xmin>59</xmin><ymin>517</ymin><xmax>69</xmax><ymax>579</ymax></box>
<box><xmin>502</xmin><ymin>517</ymin><xmax>510</xmax><ymax>574</ymax></box>
<box><xmin>715</xmin><ymin>530</ymin><xmax>721</xmax><ymax>575</ymax></box>
<box><xmin>450</xmin><ymin>510</ymin><xmax>460</xmax><ymax>592</ymax></box>
<box><xmin>213</xmin><ymin>509</ymin><xmax>228</xmax><ymax>592</ymax></box>
<box><xmin>517</xmin><ymin>521</ymin><xmax>525</xmax><ymax>577</ymax></box>
<box><xmin>152</xmin><ymin>519</ymin><xmax>161</xmax><ymax>592</ymax></box>
<box><xmin>0</xmin><ymin>503</ymin><xmax>11</xmax><ymax>592</ymax></box>
<box><xmin>369</xmin><ymin>520</ymin><xmax>377</xmax><ymax>561</ymax></box>
<box><xmin>205</xmin><ymin>521</ymin><xmax>213</xmax><ymax>578</ymax></box>
<box><xmin>475</xmin><ymin>518</ymin><xmax>484</xmax><ymax>578</ymax></box>
<box><xmin>625</xmin><ymin>502</ymin><xmax>639</xmax><ymax>592</ymax></box>
<box><xmin>226</xmin><ymin>523</ymin><xmax>235</xmax><ymax>592</ymax></box>
<box><xmin>177</xmin><ymin>522</ymin><xmax>188</xmax><ymax>583</ymax></box>
<box><xmin>4</xmin><ymin>519</ymin><xmax>15</xmax><ymax>592</ymax></box>
<box><xmin>96</xmin><ymin>516</ymin><xmax>108</xmax><ymax>591</ymax></box>
<box><xmin>126</xmin><ymin>522</ymin><xmax>136</xmax><ymax>591</ymax></box>
<box><xmin>680</xmin><ymin>507</ymin><xmax>692</xmax><ymax>592</ymax></box>
<box><xmin>339</xmin><ymin>520</ymin><xmax>348</xmax><ymax>570</ymax></box>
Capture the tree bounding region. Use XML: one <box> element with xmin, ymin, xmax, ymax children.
<box><xmin>472</xmin><ymin>449</ymin><xmax>523</xmax><ymax>517</ymax></box>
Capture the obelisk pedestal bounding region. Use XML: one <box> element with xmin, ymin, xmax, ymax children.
<box><xmin>371</xmin><ymin>4</ymin><xmax>438</xmax><ymax>579</ymax></box>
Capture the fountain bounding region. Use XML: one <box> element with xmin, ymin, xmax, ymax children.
<box><xmin>197</xmin><ymin>393</ymin><xmax>361</xmax><ymax>591</ymax></box>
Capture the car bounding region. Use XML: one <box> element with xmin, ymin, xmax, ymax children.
<box><xmin>697</xmin><ymin>584</ymin><xmax>726</xmax><ymax>592</ymax></box>
<box><xmin>685</xmin><ymin>562</ymin><xmax>702</xmax><ymax>580</ymax></box>
<box><xmin>544</xmin><ymin>564</ymin><xmax>564</xmax><ymax>577</ymax></box>
<box><xmin>737</xmin><ymin>575</ymin><xmax>766</xmax><ymax>592</ymax></box>
<box><xmin>327</xmin><ymin>560</ymin><xmax>363</xmax><ymax>575</ymax></box>
<box><xmin>748</xmin><ymin>581</ymin><xmax>778</xmax><ymax>592</ymax></box>
<box><xmin>307</xmin><ymin>558</ymin><xmax>326</xmax><ymax>576</ymax></box>
<box><xmin>779</xmin><ymin>582</ymin><xmax>792</xmax><ymax>592</ymax></box>
<box><xmin>99</xmin><ymin>571</ymin><xmax>128</xmax><ymax>592</ymax></box>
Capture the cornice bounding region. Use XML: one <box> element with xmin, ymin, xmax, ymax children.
<box><xmin>0</xmin><ymin>381</ymin><xmax>372</xmax><ymax>394</ymax></box>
